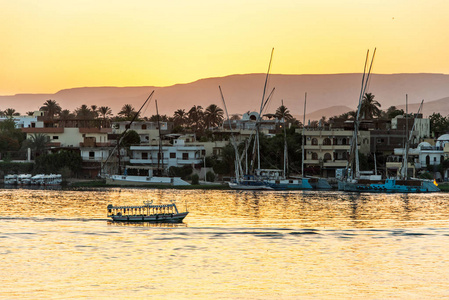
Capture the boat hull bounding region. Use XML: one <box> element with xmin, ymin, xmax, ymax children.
<box><xmin>106</xmin><ymin>175</ymin><xmax>190</xmax><ymax>186</ymax></box>
<box><xmin>228</xmin><ymin>182</ymin><xmax>274</xmax><ymax>190</ymax></box>
<box><xmin>110</xmin><ymin>212</ymin><xmax>189</xmax><ymax>223</ymax></box>
<box><xmin>265</xmin><ymin>178</ymin><xmax>313</xmax><ymax>190</ymax></box>
<box><xmin>338</xmin><ymin>179</ymin><xmax>440</xmax><ymax>193</ymax></box>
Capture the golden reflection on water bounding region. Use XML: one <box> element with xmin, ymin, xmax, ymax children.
<box><xmin>1</xmin><ymin>188</ymin><xmax>449</xmax><ymax>299</ymax></box>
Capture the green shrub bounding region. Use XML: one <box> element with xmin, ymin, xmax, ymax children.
<box><xmin>206</xmin><ymin>171</ymin><xmax>215</xmax><ymax>182</ymax></box>
<box><xmin>191</xmin><ymin>174</ymin><xmax>199</xmax><ymax>185</ymax></box>
<box><xmin>419</xmin><ymin>172</ymin><xmax>433</xmax><ymax>180</ymax></box>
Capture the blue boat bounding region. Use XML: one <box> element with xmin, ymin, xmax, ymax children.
<box><xmin>338</xmin><ymin>178</ymin><xmax>439</xmax><ymax>193</ymax></box>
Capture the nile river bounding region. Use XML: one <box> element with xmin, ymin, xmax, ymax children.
<box><xmin>1</xmin><ymin>188</ymin><xmax>449</xmax><ymax>299</ymax></box>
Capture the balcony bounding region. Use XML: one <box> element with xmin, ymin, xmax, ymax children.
<box><xmin>130</xmin><ymin>158</ymin><xmax>203</xmax><ymax>165</ymax></box>
<box><xmin>22</xmin><ymin>128</ymin><xmax>64</xmax><ymax>133</ymax></box>
<box><xmin>79</xmin><ymin>142</ymin><xmax>112</xmax><ymax>147</ymax></box>
<box><xmin>46</xmin><ymin>142</ymin><xmax>61</xmax><ymax>147</ymax></box>
<box><xmin>323</xmin><ymin>160</ymin><xmax>347</xmax><ymax>168</ymax></box>
<box><xmin>79</xmin><ymin>128</ymin><xmax>112</xmax><ymax>134</ymax></box>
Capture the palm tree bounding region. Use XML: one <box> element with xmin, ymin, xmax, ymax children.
<box><xmin>118</xmin><ymin>104</ymin><xmax>137</xmax><ymax>120</ymax></box>
<box><xmin>27</xmin><ymin>133</ymin><xmax>48</xmax><ymax>158</ymax></box>
<box><xmin>360</xmin><ymin>93</ymin><xmax>381</xmax><ymax>119</ymax></box>
<box><xmin>4</xmin><ymin>108</ymin><xmax>20</xmax><ymax>118</ymax></box>
<box><xmin>204</xmin><ymin>104</ymin><xmax>224</xmax><ymax>128</ymax></box>
<box><xmin>40</xmin><ymin>100</ymin><xmax>62</xmax><ymax>119</ymax></box>
<box><xmin>99</xmin><ymin>106</ymin><xmax>112</xmax><ymax>120</ymax></box>
<box><xmin>187</xmin><ymin>105</ymin><xmax>204</xmax><ymax>131</ymax></box>
<box><xmin>90</xmin><ymin>105</ymin><xmax>99</xmax><ymax>118</ymax></box>
<box><xmin>59</xmin><ymin>109</ymin><xmax>74</xmax><ymax>120</ymax></box>
<box><xmin>75</xmin><ymin>104</ymin><xmax>93</xmax><ymax>119</ymax></box>
<box><xmin>275</xmin><ymin>104</ymin><xmax>293</xmax><ymax>122</ymax></box>
<box><xmin>173</xmin><ymin>109</ymin><xmax>187</xmax><ymax>127</ymax></box>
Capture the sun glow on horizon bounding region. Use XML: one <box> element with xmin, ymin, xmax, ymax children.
<box><xmin>1</xmin><ymin>0</ymin><xmax>449</xmax><ymax>95</ymax></box>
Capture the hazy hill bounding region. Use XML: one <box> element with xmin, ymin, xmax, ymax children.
<box><xmin>2</xmin><ymin>73</ymin><xmax>449</xmax><ymax>119</ymax></box>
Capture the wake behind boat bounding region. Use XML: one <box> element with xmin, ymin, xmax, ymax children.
<box><xmin>107</xmin><ymin>201</ymin><xmax>188</xmax><ymax>222</ymax></box>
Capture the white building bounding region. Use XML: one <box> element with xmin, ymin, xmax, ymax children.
<box><xmin>129</xmin><ymin>138</ymin><xmax>205</xmax><ymax>170</ymax></box>
<box><xmin>112</xmin><ymin>120</ymin><xmax>173</xmax><ymax>144</ymax></box>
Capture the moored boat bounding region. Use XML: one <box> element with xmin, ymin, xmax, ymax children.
<box><xmin>338</xmin><ymin>178</ymin><xmax>439</xmax><ymax>193</ymax></box>
<box><xmin>107</xmin><ymin>201</ymin><xmax>188</xmax><ymax>222</ymax></box>
<box><xmin>4</xmin><ymin>174</ymin><xmax>18</xmax><ymax>185</ymax></box>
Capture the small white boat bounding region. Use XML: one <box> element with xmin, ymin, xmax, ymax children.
<box><xmin>106</xmin><ymin>174</ymin><xmax>190</xmax><ymax>186</ymax></box>
<box><xmin>4</xmin><ymin>174</ymin><xmax>17</xmax><ymax>185</ymax></box>
<box><xmin>31</xmin><ymin>174</ymin><xmax>62</xmax><ymax>185</ymax></box>
<box><xmin>17</xmin><ymin>174</ymin><xmax>32</xmax><ymax>185</ymax></box>
<box><xmin>107</xmin><ymin>201</ymin><xmax>188</xmax><ymax>222</ymax></box>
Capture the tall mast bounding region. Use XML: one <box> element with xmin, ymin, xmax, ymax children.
<box><xmin>347</xmin><ymin>48</ymin><xmax>376</xmax><ymax>180</ymax></box>
<box><xmin>302</xmin><ymin>92</ymin><xmax>307</xmax><ymax>177</ymax></box>
<box><xmin>404</xmin><ymin>94</ymin><xmax>409</xmax><ymax>179</ymax></box>
<box><xmin>156</xmin><ymin>100</ymin><xmax>163</xmax><ymax>175</ymax></box>
<box><xmin>251</xmin><ymin>48</ymin><xmax>274</xmax><ymax>172</ymax></box>
<box><xmin>282</xmin><ymin>99</ymin><xmax>288</xmax><ymax>177</ymax></box>
<box><xmin>102</xmin><ymin>90</ymin><xmax>154</xmax><ymax>176</ymax></box>
<box><xmin>219</xmin><ymin>86</ymin><xmax>242</xmax><ymax>182</ymax></box>
<box><xmin>401</xmin><ymin>99</ymin><xmax>424</xmax><ymax>179</ymax></box>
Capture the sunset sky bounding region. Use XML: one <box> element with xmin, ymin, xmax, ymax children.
<box><xmin>1</xmin><ymin>0</ymin><xmax>448</xmax><ymax>95</ymax></box>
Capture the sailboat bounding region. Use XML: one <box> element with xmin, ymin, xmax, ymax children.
<box><xmin>299</xmin><ymin>93</ymin><xmax>332</xmax><ymax>190</ymax></box>
<box><xmin>223</xmin><ymin>49</ymin><xmax>312</xmax><ymax>190</ymax></box>
<box><xmin>103</xmin><ymin>94</ymin><xmax>190</xmax><ymax>186</ymax></box>
<box><xmin>262</xmin><ymin>100</ymin><xmax>313</xmax><ymax>190</ymax></box>
<box><xmin>337</xmin><ymin>50</ymin><xmax>439</xmax><ymax>193</ymax></box>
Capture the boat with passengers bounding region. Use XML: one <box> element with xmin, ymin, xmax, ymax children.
<box><xmin>107</xmin><ymin>201</ymin><xmax>188</xmax><ymax>222</ymax></box>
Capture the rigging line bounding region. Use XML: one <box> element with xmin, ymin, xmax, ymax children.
<box><xmin>361</xmin><ymin>48</ymin><xmax>377</xmax><ymax>99</ymax></box>
<box><xmin>261</xmin><ymin>88</ymin><xmax>276</xmax><ymax>114</ymax></box>
<box><xmin>219</xmin><ymin>86</ymin><xmax>243</xmax><ymax>179</ymax></box>
<box><xmin>259</xmin><ymin>48</ymin><xmax>275</xmax><ymax>116</ymax></box>
<box><xmin>346</xmin><ymin>50</ymin><xmax>370</xmax><ymax>177</ymax></box>
<box><xmin>355</xmin><ymin>49</ymin><xmax>370</xmax><ymax>121</ymax></box>
<box><xmin>102</xmin><ymin>90</ymin><xmax>155</xmax><ymax>170</ymax></box>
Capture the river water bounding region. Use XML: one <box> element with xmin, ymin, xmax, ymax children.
<box><xmin>1</xmin><ymin>188</ymin><xmax>449</xmax><ymax>299</ymax></box>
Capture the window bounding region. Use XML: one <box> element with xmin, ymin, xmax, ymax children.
<box><xmin>202</xmin><ymin>150</ymin><xmax>206</xmax><ymax>156</ymax></box>
<box><xmin>53</xmin><ymin>136</ymin><xmax>59</xmax><ymax>140</ymax></box>
<box><xmin>312</xmin><ymin>138</ymin><xmax>318</xmax><ymax>145</ymax></box>
<box><xmin>89</xmin><ymin>151</ymin><xmax>95</xmax><ymax>159</ymax></box>
<box><xmin>182</xmin><ymin>153</ymin><xmax>189</xmax><ymax>160</ymax></box>
<box><xmin>170</xmin><ymin>153</ymin><xmax>176</xmax><ymax>159</ymax></box>
<box><xmin>323</xmin><ymin>138</ymin><xmax>331</xmax><ymax>145</ymax></box>
<box><xmin>142</xmin><ymin>152</ymin><xmax>148</xmax><ymax>160</ymax></box>
<box><xmin>324</xmin><ymin>153</ymin><xmax>332</xmax><ymax>161</ymax></box>
<box><xmin>311</xmin><ymin>152</ymin><xmax>318</xmax><ymax>160</ymax></box>
<box><xmin>142</xmin><ymin>124</ymin><xmax>147</xmax><ymax>130</ymax></box>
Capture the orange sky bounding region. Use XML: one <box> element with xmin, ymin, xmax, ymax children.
<box><xmin>1</xmin><ymin>0</ymin><xmax>449</xmax><ymax>95</ymax></box>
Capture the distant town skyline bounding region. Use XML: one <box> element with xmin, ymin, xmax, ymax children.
<box><xmin>2</xmin><ymin>0</ymin><xmax>449</xmax><ymax>95</ymax></box>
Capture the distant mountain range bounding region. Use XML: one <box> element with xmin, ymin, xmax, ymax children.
<box><xmin>2</xmin><ymin>73</ymin><xmax>449</xmax><ymax>120</ymax></box>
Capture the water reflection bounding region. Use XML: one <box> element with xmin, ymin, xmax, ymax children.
<box><xmin>107</xmin><ymin>221</ymin><xmax>187</xmax><ymax>228</ymax></box>
<box><xmin>2</xmin><ymin>188</ymin><xmax>449</xmax><ymax>299</ymax></box>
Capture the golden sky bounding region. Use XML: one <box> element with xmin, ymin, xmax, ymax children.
<box><xmin>1</xmin><ymin>0</ymin><xmax>448</xmax><ymax>95</ymax></box>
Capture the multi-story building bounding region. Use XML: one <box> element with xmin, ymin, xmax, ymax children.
<box><xmin>21</xmin><ymin>115</ymin><xmax>112</xmax><ymax>178</ymax></box>
<box><xmin>302</xmin><ymin>127</ymin><xmax>370</xmax><ymax>178</ymax></box>
<box><xmin>387</xmin><ymin>134</ymin><xmax>449</xmax><ymax>179</ymax></box>
<box><xmin>128</xmin><ymin>136</ymin><xmax>205</xmax><ymax>173</ymax></box>
<box><xmin>111</xmin><ymin>120</ymin><xmax>173</xmax><ymax>144</ymax></box>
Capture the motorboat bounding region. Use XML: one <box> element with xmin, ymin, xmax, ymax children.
<box><xmin>107</xmin><ymin>201</ymin><xmax>188</xmax><ymax>222</ymax></box>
